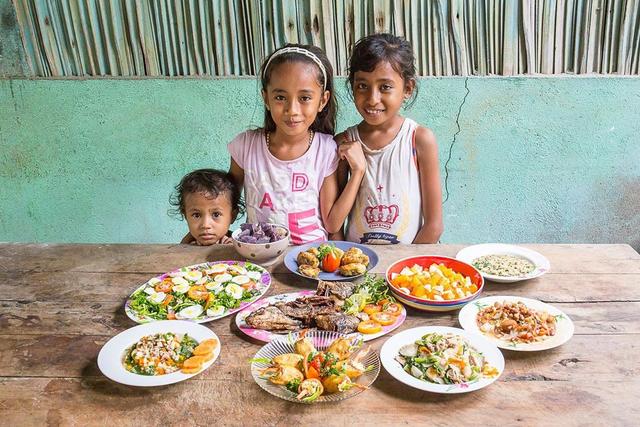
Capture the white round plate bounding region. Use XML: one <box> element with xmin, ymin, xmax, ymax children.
<box><xmin>97</xmin><ymin>320</ymin><xmax>220</xmax><ymax>386</ymax></box>
<box><xmin>236</xmin><ymin>291</ymin><xmax>407</xmax><ymax>343</ymax></box>
<box><xmin>380</xmin><ymin>326</ymin><xmax>504</xmax><ymax>394</ymax></box>
<box><xmin>458</xmin><ymin>296</ymin><xmax>574</xmax><ymax>351</ymax></box>
<box><xmin>251</xmin><ymin>330</ymin><xmax>380</xmax><ymax>403</ymax></box>
<box><xmin>456</xmin><ymin>244</ymin><xmax>550</xmax><ymax>283</ymax></box>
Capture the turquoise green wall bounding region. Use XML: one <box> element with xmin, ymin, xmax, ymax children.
<box><xmin>1</xmin><ymin>77</ymin><xmax>639</xmax><ymax>248</ymax></box>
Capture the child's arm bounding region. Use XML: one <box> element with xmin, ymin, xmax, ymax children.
<box><xmin>228</xmin><ymin>159</ymin><xmax>245</xmax><ymax>188</ymax></box>
<box><xmin>413</xmin><ymin>126</ymin><xmax>444</xmax><ymax>243</ymax></box>
<box><xmin>320</xmin><ymin>135</ymin><xmax>366</xmax><ymax>234</ymax></box>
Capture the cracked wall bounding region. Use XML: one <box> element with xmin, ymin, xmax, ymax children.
<box><xmin>1</xmin><ymin>77</ymin><xmax>639</xmax><ymax>249</ymax></box>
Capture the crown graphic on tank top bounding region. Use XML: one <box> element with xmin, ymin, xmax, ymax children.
<box><xmin>364</xmin><ymin>205</ymin><xmax>399</xmax><ymax>229</ymax></box>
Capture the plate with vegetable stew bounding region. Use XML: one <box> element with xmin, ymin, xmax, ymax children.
<box><xmin>125</xmin><ymin>260</ymin><xmax>271</xmax><ymax>323</ymax></box>
<box><xmin>380</xmin><ymin>326</ymin><xmax>504</xmax><ymax>394</ymax></box>
<box><xmin>98</xmin><ymin>320</ymin><xmax>220</xmax><ymax>387</ymax></box>
<box><xmin>458</xmin><ymin>296</ymin><xmax>574</xmax><ymax>351</ymax></box>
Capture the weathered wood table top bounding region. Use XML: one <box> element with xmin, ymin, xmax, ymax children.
<box><xmin>1</xmin><ymin>243</ymin><xmax>638</xmax><ymax>426</ymax></box>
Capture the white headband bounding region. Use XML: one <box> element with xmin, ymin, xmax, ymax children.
<box><xmin>262</xmin><ymin>47</ymin><xmax>327</xmax><ymax>91</ymax></box>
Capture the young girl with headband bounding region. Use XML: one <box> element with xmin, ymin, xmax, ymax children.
<box><xmin>228</xmin><ymin>44</ymin><xmax>365</xmax><ymax>244</ymax></box>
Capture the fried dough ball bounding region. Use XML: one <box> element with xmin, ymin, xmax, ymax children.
<box><xmin>298</xmin><ymin>264</ymin><xmax>320</xmax><ymax>278</ymax></box>
<box><xmin>297</xmin><ymin>250</ymin><xmax>319</xmax><ymax>267</ymax></box>
<box><xmin>339</xmin><ymin>263</ymin><xmax>367</xmax><ymax>276</ymax></box>
<box><xmin>307</xmin><ymin>247</ymin><xmax>320</xmax><ymax>257</ymax></box>
<box><xmin>341</xmin><ymin>248</ymin><xmax>369</xmax><ymax>266</ymax></box>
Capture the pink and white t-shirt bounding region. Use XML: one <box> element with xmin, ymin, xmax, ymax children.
<box><xmin>228</xmin><ymin>130</ymin><xmax>339</xmax><ymax>244</ymax></box>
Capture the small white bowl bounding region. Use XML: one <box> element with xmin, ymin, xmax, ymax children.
<box><xmin>231</xmin><ymin>223</ymin><xmax>290</xmax><ymax>266</ymax></box>
<box><xmin>456</xmin><ymin>244</ymin><xmax>550</xmax><ymax>283</ymax></box>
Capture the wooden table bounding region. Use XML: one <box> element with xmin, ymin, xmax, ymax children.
<box><xmin>1</xmin><ymin>243</ymin><xmax>638</xmax><ymax>426</ymax></box>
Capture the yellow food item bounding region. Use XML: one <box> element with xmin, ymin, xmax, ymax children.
<box><xmin>390</xmin><ymin>263</ymin><xmax>477</xmax><ymax>301</ymax></box>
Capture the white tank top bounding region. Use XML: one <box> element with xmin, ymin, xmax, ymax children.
<box><xmin>345</xmin><ymin>118</ymin><xmax>423</xmax><ymax>244</ymax></box>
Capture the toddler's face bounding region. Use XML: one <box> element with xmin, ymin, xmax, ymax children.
<box><xmin>353</xmin><ymin>61</ymin><xmax>413</xmax><ymax>126</ymax></box>
<box><xmin>184</xmin><ymin>191</ymin><xmax>234</xmax><ymax>246</ymax></box>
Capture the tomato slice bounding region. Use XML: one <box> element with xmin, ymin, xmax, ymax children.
<box><xmin>154</xmin><ymin>280</ymin><xmax>172</xmax><ymax>293</ymax></box>
<box><xmin>371</xmin><ymin>312</ymin><xmax>396</xmax><ymax>326</ymax></box>
<box><xmin>357</xmin><ymin>320</ymin><xmax>382</xmax><ymax>334</ymax></box>
<box><xmin>382</xmin><ymin>302</ymin><xmax>403</xmax><ymax>317</ymax></box>
<box><xmin>363</xmin><ymin>304</ymin><xmax>382</xmax><ymax>315</ymax></box>
<box><xmin>187</xmin><ymin>285</ymin><xmax>209</xmax><ymax>301</ymax></box>
<box><xmin>322</xmin><ymin>250</ymin><xmax>341</xmax><ymax>272</ymax></box>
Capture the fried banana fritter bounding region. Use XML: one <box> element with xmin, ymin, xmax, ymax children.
<box><xmin>339</xmin><ymin>263</ymin><xmax>367</xmax><ymax>276</ymax></box>
<box><xmin>297</xmin><ymin>250</ymin><xmax>320</xmax><ymax>267</ymax></box>
<box><xmin>298</xmin><ymin>264</ymin><xmax>321</xmax><ymax>278</ymax></box>
<box><xmin>341</xmin><ymin>247</ymin><xmax>369</xmax><ymax>266</ymax></box>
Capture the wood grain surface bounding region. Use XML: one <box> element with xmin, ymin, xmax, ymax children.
<box><xmin>1</xmin><ymin>244</ymin><xmax>638</xmax><ymax>426</ymax></box>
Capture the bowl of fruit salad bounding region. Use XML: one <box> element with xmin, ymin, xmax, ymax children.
<box><xmin>232</xmin><ymin>223</ymin><xmax>290</xmax><ymax>266</ymax></box>
<box><xmin>385</xmin><ymin>256</ymin><xmax>484</xmax><ymax>312</ymax></box>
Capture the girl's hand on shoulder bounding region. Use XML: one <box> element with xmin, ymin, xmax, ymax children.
<box><xmin>337</xmin><ymin>138</ymin><xmax>366</xmax><ymax>175</ymax></box>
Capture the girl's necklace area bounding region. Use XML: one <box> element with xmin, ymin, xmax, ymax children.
<box><xmin>265</xmin><ymin>129</ymin><xmax>314</xmax><ymax>150</ymax></box>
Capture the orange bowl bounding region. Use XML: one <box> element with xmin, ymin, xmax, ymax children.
<box><xmin>385</xmin><ymin>256</ymin><xmax>484</xmax><ymax>312</ymax></box>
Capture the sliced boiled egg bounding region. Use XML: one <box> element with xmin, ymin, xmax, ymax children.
<box><xmin>214</xmin><ymin>273</ymin><xmax>233</xmax><ymax>283</ymax></box>
<box><xmin>195</xmin><ymin>277</ymin><xmax>208</xmax><ymax>285</ymax></box>
<box><xmin>169</xmin><ymin>269</ymin><xmax>187</xmax><ymax>278</ymax></box>
<box><xmin>232</xmin><ymin>275</ymin><xmax>250</xmax><ymax>285</ymax></box>
<box><xmin>177</xmin><ymin>305</ymin><xmax>204</xmax><ymax>319</ymax></box>
<box><xmin>228</xmin><ymin>265</ymin><xmax>247</xmax><ymax>275</ymax></box>
<box><xmin>205</xmin><ymin>282</ymin><xmax>223</xmax><ymax>293</ymax></box>
<box><xmin>172</xmin><ymin>283</ymin><xmax>190</xmax><ymax>294</ymax></box>
<box><xmin>206</xmin><ymin>264</ymin><xmax>229</xmax><ymax>275</ymax></box>
<box><xmin>247</xmin><ymin>271</ymin><xmax>262</xmax><ymax>281</ymax></box>
<box><xmin>147</xmin><ymin>277</ymin><xmax>161</xmax><ymax>287</ymax></box>
<box><xmin>147</xmin><ymin>292</ymin><xmax>166</xmax><ymax>304</ymax></box>
<box><xmin>206</xmin><ymin>306</ymin><xmax>226</xmax><ymax>317</ymax></box>
<box><xmin>225</xmin><ymin>283</ymin><xmax>244</xmax><ymax>299</ymax></box>
<box><xmin>144</xmin><ymin>286</ymin><xmax>157</xmax><ymax>295</ymax></box>
<box><xmin>172</xmin><ymin>276</ymin><xmax>189</xmax><ymax>286</ymax></box>
<box><xmin>184</xmin><ymin>270</ymin><xmax>203</xmax><ymax>282</ymax></box>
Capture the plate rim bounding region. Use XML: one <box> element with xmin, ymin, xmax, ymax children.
<box><xmin>283</xmin><ymin>241</ymin><xmax>379</xmax><ymax>281</ymax></box>
<box><xmin>458</xmin><ymin>295</ymin><xmax>574</xmax><ymax>351</ymax></box>
<box><xmin>97</xmin><ymin>320</ymin><xmax>220</xmax><ymax>387</ymax></box>
<box><xmin>456</xmin><ymin>243</ymin><xmax>550</xmax><ymax>283</ymax></box>
<box><xmin>235</xmin><ymin>290</ymin><xmax>406</xmax><ymax>342</ymax></box>
<box><xmin>379</xmin><ymin>325</ymin><xmax>504</xmax><ymax>394</ymax></box>
<box><xmin>124</xmin><ymin>260</ymin><xmax>271</xmax><ymax>324</ymax></box>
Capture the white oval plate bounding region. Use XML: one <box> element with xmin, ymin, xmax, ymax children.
<box><xmin>97</xmin><ymin>320</ymin><xmax>220</xmax><ymax>386</ymax></box>
<box><xmin>458</xmin><ymin>296</ymin><xmax>574</xmax><ymax>351</ymax></box>
<box><xmin>124</xmin><ymin>260</ymin><xmax>271</xmax><ymax>324</ymax></box>
<box><xmin>456</xmin><ymin>244</ymin><xmax>550</xmax><ymax>283</ymax></box>
<box><xmin>380</xmin><ymin>326</ymin><xmax>504</xmax><ymax>394</ymax></box>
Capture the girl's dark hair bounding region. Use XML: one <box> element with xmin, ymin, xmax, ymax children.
<box><xmin>169</xmin><ymin>169</ymin><xmax>245</xmax><ymax>219</ymax></box>
<box><xmin>260</xmin><ymin>43</ymin><xmax>337</xmax><ymax>134</ymax></box>
<box><xmin>347</xmin><ymin>33</ymin><xmax>418</xmax><ymax>107</ymax></box>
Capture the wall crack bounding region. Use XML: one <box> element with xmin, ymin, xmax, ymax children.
<box><xmin>443</xmin><ymin>77</ymin><xmax>469</xmax><ymax>204</ymax></box>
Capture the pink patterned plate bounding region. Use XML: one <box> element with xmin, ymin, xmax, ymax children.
<box><xmin>235</xmin><ymin>290</ymin><xmax>407</xmax><ymax>342</ymax></box>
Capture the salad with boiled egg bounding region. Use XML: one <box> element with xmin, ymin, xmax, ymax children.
<box><xmin>126</xmin><ymin>261</ymin><xmax>270</xmax><ymax>323</ymax></box>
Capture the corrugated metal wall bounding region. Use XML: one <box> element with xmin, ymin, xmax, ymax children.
<box><xmin>12</xmin><ymin>0</ymin><xmax>640</xmax><ymax>77</ymax></box>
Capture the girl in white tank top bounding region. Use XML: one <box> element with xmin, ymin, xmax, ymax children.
<box><xmin>338</xmin><ymin>33</ymin><xmax>443</xmax><ymax>244</ymax></box>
